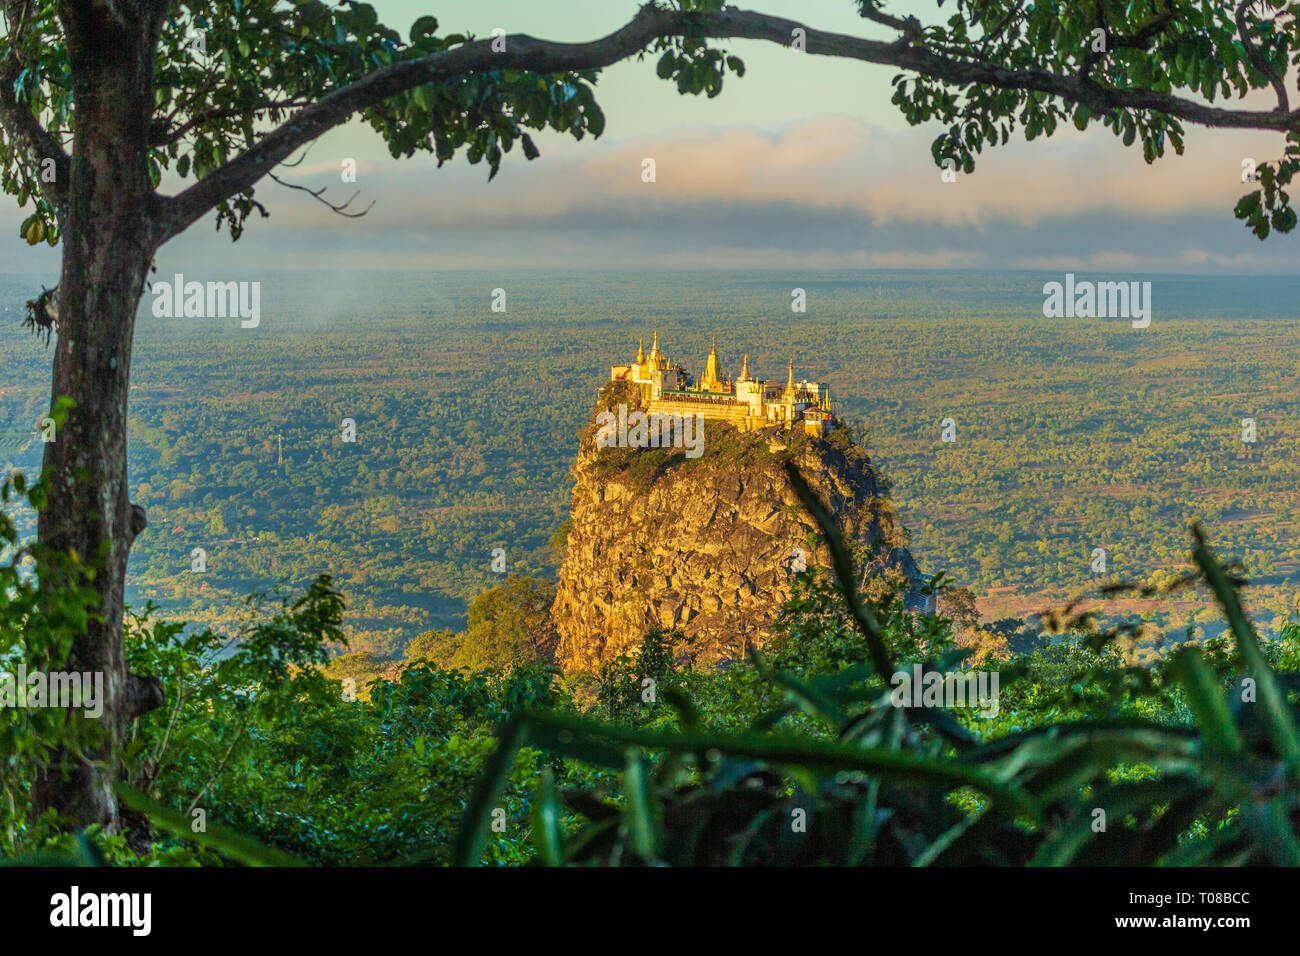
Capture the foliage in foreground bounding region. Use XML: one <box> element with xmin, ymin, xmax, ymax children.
<box><xmin>454</xmin><ymin>463</ymin><xmax>1300</xmax><ymax>866</ymax></box>
<box><xmin>4</xmin><ymin>462</ymin><xmax>1300</xmax><ymax>865</ymax></box>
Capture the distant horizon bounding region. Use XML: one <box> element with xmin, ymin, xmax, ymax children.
<box><xmin>8</xmin><ymin>266</ymin><xmax>1300</xmax><ymax>278</ymax></box>
<box><xmin>7</xmin><ymin>269</ymin><xmax>1300</xmax><ymax>330</ymax></box>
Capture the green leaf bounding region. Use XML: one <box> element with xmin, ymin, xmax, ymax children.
<box><xmin>523</xmin><ymin>709</ymin><xmax>1043</xmax><ymax>822</ymax></box>
<box><xmin>585</xmin><ymin>101</ymin><xmax>606</xmax><ymax>137</ymax></box>
<box><xmin>452</xmin><ymin>716</ymin><xmax>528</xmax><ymax>866</ymax></box>
<box><xmin>354</xmin><ymin>3</ymin><xmax>378</xmax><ymax>33</ymax></box>
<box><xmin>623</xmin><ymin>747</ymin><xmax>658</xmax><ymax>860</ymax></box>
<box><xmin>115</xmin><ymin>785</ymin><xmax>304</xmax><ymax>867</ymax></box>
<box><xmin>1234</xmin><ymin>192</ymin><xmax>1262</xmax><ymax>219</ymax></box>
<box><xmin>753</xmin><ymin>649</ymin><xmax>845</xmax><ymax>728</ymax></box>
<box><xmin>409</xmin><ymin>15</ymin><xmax>439</xmax><ymax>45</ymax></box>
<box><xmin>661</xmin><ymin>686</ymin><xmax>700</xmax><ymax>730</ymax></box>
<box><xmin>531</xmin><ymin>767</ymin><xmax>563</xmax><ymax>866</ymax></box>
<box><xmin>1168</xmin><ymin>646</ymin><xmax>1243</xmax><ymax>755</ymax></box>
<box><xmin>1192</xmin><ymin>527</ymin><xmax>1300</xmax><ymax>775</ymax></box>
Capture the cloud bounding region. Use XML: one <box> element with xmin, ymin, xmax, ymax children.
<box><xmin>243</xmin><ymin>114</ymin><xmax>1284</xmax><ymax>230</ymax></box>
<box><xmin>5</xmin><ymin>114</ymin><xmax>1298</xmax><ymax>277</ymax></box>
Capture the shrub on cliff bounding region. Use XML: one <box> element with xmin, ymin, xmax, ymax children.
<box><xmin>408</xmin><ymin>576</ymin><xmax>558</xmax><ymax>672</ymax></box>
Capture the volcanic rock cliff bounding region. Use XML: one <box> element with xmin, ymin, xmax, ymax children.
<box><xmin>551</xmin><ymin>380</ymin><xmax>924</xmax><ymax>673</ymax></box>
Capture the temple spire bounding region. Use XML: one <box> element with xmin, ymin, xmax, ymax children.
<box><xmin>702</xmin><ymin>335</ymin><xmax>722</xmax><ymax>390</ymax></box>
<box><xmin>637</xmin><ymin>337</ymin><xmax>645</xmax><ymax>364</ymax></box>
<box><xmin>787</xmin><ymin>358</ymin><xmax>794</xmax><ymax>389</ymax></box>
<box><xmin>740</xmin><ymin>353</ymin><xmax>750</xmax><ymax>380</ymax></box>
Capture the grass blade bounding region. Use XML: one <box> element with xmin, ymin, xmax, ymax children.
<box><xmin>115</xmin><ymin>785</ymin><xmax>303</xmax><ymax>867</ymax></box>
<box><xmin>784</xmin><ymin>461</ymin><xmax>894</xmax><ymax>682</ymax></box>
<box><xmin>531</xmin><ymin>767</ymin><xmax>564</xmax><ymax>866</ymax></box>
<box><xmin>1168</xmin><ymin>645</ymin><xmax>1244</xmax><ymax>755</ymax></box>
<box><xmin>1192</xmin><ymin>527</ymin><xmax>1300</xmax><ymax>774</ymax></box>
<box><xmin>452</xmin><ymin>715</ymin><xmax>528</xmax><ymax>866</ymax></box>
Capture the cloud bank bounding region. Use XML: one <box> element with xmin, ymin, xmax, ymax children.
<box><xmin>4</xmin><ymin>115</ymin><xmax>1296</xmax><ymax>277</ymax></box>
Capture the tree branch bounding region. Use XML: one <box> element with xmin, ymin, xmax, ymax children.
<box><xmin>1235</xmin><ymin>0</ymin><xmax>1288</xmax><ymax>113</ymax></box>
<box><xmin>268</xmin><ymin>158</ymin><xmax>375</xmax><ymax>219</ymax></box>
<box><xmin>157</xmin><ymin>5</ymin><xmax>1300</xmax><ymax>244</ymax></box>
<box><xmin>979</xmin><ymin>1</ymin><xmax>1028</xmax><ymax>59</ymax></box>
<box><xmin>857</xmin><ymin>0</ymin><xmax>922</xmax><ymax>41</ymax></box>
<box><xmin>269</xmin><ymin>171</ymin><xmax>377</xmax><ymax>218</ymax></box>
<box><xmin>0</xmin><ymin>0</ymin><xmax>71</xmax><ymax>209</ymax></box>
<box><xmin>125</xmin><ymin>672</ymin><xmax>165</xmax><ymax>720</ymax></box>
<box><xmin>152</xmin><ymin>97</ymin><xmax>317</xmax><ymax>147</ymax></box>
<box><xmin>1079</xmin><ymin>5</ymin><xmax>1173</xmax><ymax>83</ymax></box>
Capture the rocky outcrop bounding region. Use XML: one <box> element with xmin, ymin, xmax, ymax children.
<box><xmin>551</xmin><ymin>381</ymin><xmax>923</xmax><ymax>673</ymax></box>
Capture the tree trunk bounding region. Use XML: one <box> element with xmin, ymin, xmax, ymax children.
<box><xmin>30</xmin><ymin>3</ymin><xmax>164</xmax><ymax>832</ymax></box>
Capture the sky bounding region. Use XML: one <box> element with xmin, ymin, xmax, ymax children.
<box><xmin>3</xmin><ymin>0</ymin><xmax>1297</xmax><ymax>279</ymax></box>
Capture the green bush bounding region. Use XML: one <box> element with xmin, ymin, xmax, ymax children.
<box><xmin>453</xmin><ymin>463</ymin><xmax>1300</xmax><ymax>866</ymax></box>
<box><xmin>9</xmin><ymin>459</ymin><xmax>1300</xmax><ymax>868</ymax></box>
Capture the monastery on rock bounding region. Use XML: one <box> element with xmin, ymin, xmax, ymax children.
<box><xmin>610</xmin><ymin>333</ymin><xmax>838</xmax><ymax>437</ymax></box>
